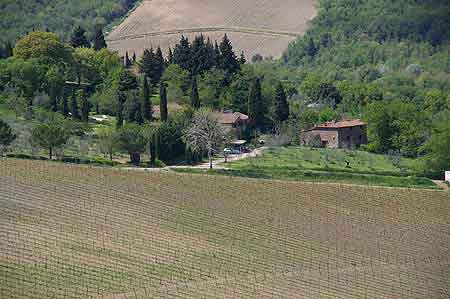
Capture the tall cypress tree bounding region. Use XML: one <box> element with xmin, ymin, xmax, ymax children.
<box><xmin>132</xmin><ymin>52</ymin><xmax>137</xmax><ymax>64</ymax></box>
<box><xmin>218</xmin><ymin>34</ymin><xmax>240</xmax><ymax>76</ymax></box>
<box><xmin>140</xmin><ymin>48</ymin><xmax>154</xmax><ymax>78</ymax></box>
<box><xmin>142</xmin><ymin>76</ymin><xmax>153</xmax><ymax>121</ymax></box>
<box><xmin>239</xmin><ymin>51</ymin><xmax>246</xmax><ymax>65</ymax></box>
<box><xmin>247</xmin><ymin>77</ymin><xmax>264</xmax><ymax>130</ymax></box>
<box><xmin>190</xmin><ymin>76</ymin><xmax>200</xmax><ymax>109</ymax></box>
<box><xmin>205</xmin><ymin>37</ymin><xmax>216</xmax><ymax>69</ymax></box>
<box><xmin>190</xmin><ymin>34</ymin><xmax>209</xmax><ymax>75</ymax></box>
<box><xmin>125</xmin><ymin>51</ymin><xmax>132</xmax><ymax>68</ymax></box>
<box><xmin>305</xmin><ymin>37</ymin><xmax>318</xmax><ymax>57</ymax></box>
<box><xmin>214</xmin><ymin>41</ymin><xmax>221</xmax><ymax>67</ymax></box>
<box><xmin>92</xmin><ymin>25</ymin><xmax>107</xmax><ymax>51</ymax></box>
<box><xmin>116</xmin><ymin>92</ymin><xmax>125</xmax><ymax>129</ymax></box>
<box><xmin>70</xmin><ymin>91</ymin><xmax>80</xmax><ymax>119</ymax></box>
<box><xmin>159</xmin><ymin>82</ymin><xmax>168</xmax><ymax>122</ymax></box>
<box><xmin>173</xmin><ymin>35</ymin><xmax>191</xmax><ymax>71</ymax></box>
<box><xmin>80</xmin><ymin>89</ymin><xmax>89</xmax><ymax>123</ymax></box>
<box><xmin>61</xmin><ymin>94</ymin><xmax>69</xmax><ymax>117</ymax></box>
<box><xmin>274</xmin><ymin>82</ymin><xmax>289</xmax><ymax>123</ymax></box>
<box><xmin>70</xmin><ymin>26</ymin><xmax>90</xmax><ymax>48</ymax></box>
<box><xmin>154</xmin><ymin>47</ymin><xmax>165</xmax><ymax>83</ymax></box>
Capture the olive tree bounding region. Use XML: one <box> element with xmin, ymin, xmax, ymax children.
<box><xmin>96</xmin><ymin>126</ymin><xmax>118</xmax><ymax>161</ymax></box>
<box><xmin>117</xmin><ymin>123</ymin><xmax>146</xmax><ymax>165</ymax></box>
<box><xmin>31</xmin><ymin>112</ymin><xmax>73</xmax><ymax>159</ymax></box>
<box><xmin>0</xmin><ymin>119</ymin><xmax>16</xmax><ymax>156</ymax></box>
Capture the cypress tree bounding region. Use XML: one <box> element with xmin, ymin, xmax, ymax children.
<box><xmin>167</xmin><ymin>47</ymin><xmax>174</xmax><ymax>64</ymax></box>
<box><xmin>214</xmin><ymin>41</ymin><xmax>221</xmax><ymax>67</ymax></box>
<box><xmin>61</xmin><ymin>94</ymin><xmax>69</xmax><ymax>117</ymax></box>
<box><xmin>140</xmin><ymin>48</ymin><xmax>154</xmax><ymax>78</ymax></box>
<box><xmin>142</xmin><ymin>76</ymin><xmax>153</xmax><ymax>121</ymax></box>
<box><xmin>274</xmin><ymin>82</ymin><xmax>289</xmax><ymax>123</ymax></box>
<box><xmin>118</xmin><ymin>70</ymin><xmax>138</xmax><ymax>92</ymax></box>
<box><xmin>218</xmin><ymin>34</ymin><xmax>240</xmax><ymax>76</ymax></box>
<box><xmin>205</xmin><ymin>37</ymin><xmax>216</xmax><ymax>69</ymax></box>
<box><xmin>70</xmin><ymin>91</ymin><xmax>80</xmax><ymax>119</ymax></box>
<box><xmin>239</xmin><ymin>51</ymin><xmax>246</xmax><ymax>65</ymax></box>
<box><xmin>80</xmin><ymin>89</ymin><xmax>89</xmax><ymax>123</ymax></box>
<box><xmin>116</xmin><ymin>92</ymin><xmax>125</xmax><ymax>129</ymax></box>
<box><xmin>305</xmin><ymin>37</ymin><xmax>318</xmax><ymax>57</ymax></box>
<box><xmin>132</xmin><ymin>52</ymin><xmax>137</xmax><ymax>64</ymax></box>
<box><xmin>190</xmin><ymin>76</ymin><xmax>200</xmax><ymax>109</ymax></box>
<box><xmin>173</xmin><ymin>35</ymin><xmax>191</xmax><ymax>71</ymax></box>
<box><xmin>247</xmin><ymin>77</ymin><xmax>264</xmax><ymax>130</ymax></box>
<box><xmin>92</xmin><ymin>25</ymin><xmax>107</xmax><ymax>51</ymax></box>
<box><xmin>70</xmin><ymin>26</ymin><xmax>90</xmax><ymax>48</ymax></box>
<box><xmin>191</xmin><ymin>34</ymin><xmax>209</xmax><ymax>75</ymax></box>
<box><xmin>154</xmin><ymin>47</ymin><xmax>165</xmax><ymax>83</ymax></box>
<box><xmin>125</xmin><ymin>51</ymin><xmax>132</xmax><ymax>68</ymax></box>
<box><xmin>159</xmin><ymin>82</ymin><xmax>168</xmax><ymax>122</ymax></box>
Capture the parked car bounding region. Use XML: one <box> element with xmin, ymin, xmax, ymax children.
<box><xmin>224</xmin><ymin>148</ymin><xmax>241</xmax><ymax>155</ymax></box>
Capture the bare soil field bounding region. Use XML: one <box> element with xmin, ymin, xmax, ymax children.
<box><xmin>1</xmin><ymin>159</ymin><xmax>450</xmax><ymax>298</ymax></box>
<box><xmin>107</xmin><ymin>0</ymin><xmax>316</xmax><ymax>59</ymax></box>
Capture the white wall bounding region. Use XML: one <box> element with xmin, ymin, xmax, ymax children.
<box><xmin>445</xmin><ymin>171</ymin><xmax>450</xmax><ymax>182</ymax></box>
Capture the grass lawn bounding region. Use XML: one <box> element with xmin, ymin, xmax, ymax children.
<box><xmin>174</xmin><ymin>147</ymin><xmax>438</xmax><ymax>189</ymax></box>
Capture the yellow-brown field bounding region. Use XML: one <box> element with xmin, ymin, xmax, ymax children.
<box><xmin>1</xmin><ymin>159</ymin><xmax>449</xmax><ymax>298</ymax></box>
<box><xmin>106</xmin><ymin>0</ymin><xmax>316</xmax><ymax>59</ymax></box>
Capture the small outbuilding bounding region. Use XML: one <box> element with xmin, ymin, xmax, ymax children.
<box><xmin>300</xmin><ymin>119</ymin><xmax>368</xmax><ymax>149</ymax></box>
<box><xmin>445</xmin><ymin>171</ymin><xmax>450</xmax><ymax>182</ymax></box>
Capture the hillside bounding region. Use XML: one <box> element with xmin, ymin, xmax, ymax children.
<box><xmin>1</xmin><ymin>159</ymin><xmax>450</xmax><ymax>298</ymax></box>
<box><xmin>107</xmin><ymin>0</ymin><xmax>316</xmax><ymax>59</ymax></box>
<box><xmin>0</xmin><ymin>0</ymin><xmax>138</xmax><ymax>44</ymax></box>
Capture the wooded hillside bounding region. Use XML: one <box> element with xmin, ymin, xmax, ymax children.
<box><xmin>0</xmin><ymin>0</ymin><xmax>138</xmax><ymax>44</ymax></box>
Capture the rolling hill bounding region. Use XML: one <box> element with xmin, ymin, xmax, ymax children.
<box><xmin>106</xmin><ymin>0</ymin><xmax>317</xmax><ymax>59</ymax></box>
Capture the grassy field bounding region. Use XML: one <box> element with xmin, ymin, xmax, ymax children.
<box><xmin>0</xmin><ymin>159</ymin><xmax>449</xmax><ymax>298</ymax></box>
<box><xmin>106</xmin><ymin>0</ymin><xmax>316</xmax><ymax>59</ymax></box>
<box><xmin>177</xmin><ymin>147</ymin><xmax>437</xmax><ymax>189</ymax></box>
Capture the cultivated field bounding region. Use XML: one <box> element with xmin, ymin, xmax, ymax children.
<box><xmin>1</xmin><ymin>159</ymin><xmax>450</xmax><ymax>298</ymax></box>
<box><xmin>107</xmin><ymin>0</ymin><xmax>316</xmax><ymax>59</ymax></box>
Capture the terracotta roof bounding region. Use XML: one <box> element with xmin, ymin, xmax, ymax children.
<box><xmin>215</xmin><ymin>112</ymin><xmax>249</xmax><ymax>125</ymax></box>
<box><xmin>308</xmin><ymin>119</ymin><xmax>367</xmax><ymax>131</ymax></box>
<box><xmin>313</xmin><ymin>119</ymin><xmax>367</xmax><ymax>129</ymax></box>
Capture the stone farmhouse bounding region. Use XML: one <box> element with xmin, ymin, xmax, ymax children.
<box><xmin>300</xmin><ymin>119</ymin><xmax>368</xmax><ymax>149</ymax></box>
<box><xmin>215</xmin><ymin>111</ymin><xmax>249</xmax><ymax>139</ymax></box>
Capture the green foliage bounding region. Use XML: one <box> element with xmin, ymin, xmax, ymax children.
<box><xmin>190</xmin><ymin>77</ymin><xmax>200</xmax><ymax>109</ymax></box>
<box><xmin>92</xmin><ymin>25</ymin><xmax>107</xmax><ymax>51</ymax></box>
<box><xmin>117</xmin><ymin>123</ymin><xmax>146</xmax><ymax>165</ymax></box>
<box><xmin>273</xmin><ymin>82</ymin><xmax>289</xmax><ymax>123</ymax></box>
<box><xmin>14</xmin><ymin>32</ymin><xmax>71</xmax><ymax>65</ymax></box>
<box><xmin>247</xmin><ymin>77</ymin><xmax>265</xmax><ymax>130</ymax></box>
<box><xmin>0</xmin><ymin>0</ymin><xmax>139</xmax><ymax>44</ymax></box>
<box><xmin>159</xmin><ymin>82</ymin><xmax>168</xmax><ymax>122</ymax></box>
<box><xmin>31</xmin><ymin>112</ymin><xmax>73</xmax><ymax>159</ymax></box>
<box><xmin>162</xmin><ymin>64</ymin><xmax>190</xmax><ymax>104</ymax></box>
<box><xmin>70</xmin><ymin>26</ymin><xmax>90</xmax><ymax>48</ymax></box>
<box><xmin>419</xmin><ymin>112</ymin><xmax>450</xmax><ymax>178</ymax></box>
<box><xmin>0</xmin><ymin>119</ymin><xmax>16</xmax><ymax>154</ymax></box>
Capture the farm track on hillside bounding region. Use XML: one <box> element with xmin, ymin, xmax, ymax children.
<box><xmin>106</xmin><ymin>26</ymin><xmax>302</xmax><ymax>42</ymax></box>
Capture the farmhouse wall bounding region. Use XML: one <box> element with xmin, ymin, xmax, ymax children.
<box><xmin>337</xmin><ymin>126</ymin><xmax>367</xmax><ymax>149</ymax></box>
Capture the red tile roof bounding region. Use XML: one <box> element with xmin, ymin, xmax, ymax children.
<box><xmin>310</xmin><ymin>119</ymin><xmax>367</xmax><ymax>130</ymax></box>
<box><xmin>215</xmin><ymin>112</ymin><xmax>249</xmax><ymax>125</ymax></box>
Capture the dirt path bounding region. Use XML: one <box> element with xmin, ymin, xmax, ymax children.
<box><xmin>106</xmin><ymin>26</ymin><xmax>302</xmax><ymax>42</ymax></box>
<box><xmin>432</xmin><ymin>180</ymin><xmax>449</xmax><ymax>191</ymax></box>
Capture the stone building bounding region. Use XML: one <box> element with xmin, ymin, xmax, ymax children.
<box><xmin>300</xmin><ymin>119</ymin><xmax>368</xmax><ymax>149</ymax></box>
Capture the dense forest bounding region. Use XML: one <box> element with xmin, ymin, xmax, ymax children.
<box><xmin>0</xmin><ymin>0</ymin><xmax>138</xmax><ymax>44</ymax></box>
